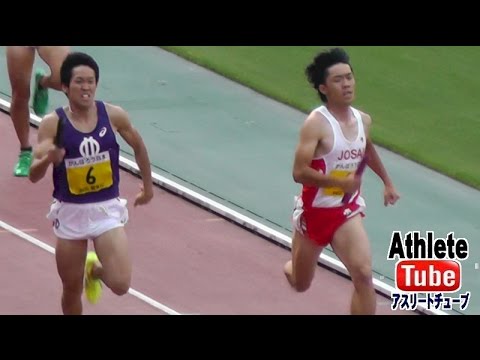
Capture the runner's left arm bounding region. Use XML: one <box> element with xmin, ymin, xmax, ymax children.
<box><xmin>109</xmin><ymin>105</ymin><xmax>154</xmax><ymax>201</ymax></box>
<box><xmin>361</xmin><ymin>112</ymin><xmax>400</xmax><ymax>206</ymax></box>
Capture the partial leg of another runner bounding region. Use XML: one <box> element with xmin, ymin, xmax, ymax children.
<box><xmin>34</xmin><ymin>46</ymin><xmax>70</xmax><ymax>116</ymax></box>
<box><xmin>6</xmin><ymin>46</ymin><xmax>35</xmax><ymax>177</ymax></box>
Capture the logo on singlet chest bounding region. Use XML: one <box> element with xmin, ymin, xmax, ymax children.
<box><xmin>337</xmin><ymin>148</ymin><xmax>364</xmax><ymax>161</ymax></box>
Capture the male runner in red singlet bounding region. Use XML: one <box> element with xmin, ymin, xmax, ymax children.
<box><xmin>283</xmin><ymin>48</ymin><xmax>400</xmax><ymax>315</ymax></box>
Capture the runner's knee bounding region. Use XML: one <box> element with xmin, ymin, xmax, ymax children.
<box><xmin>46</xmin><ymin>73</ymin><xmax>63</xmax><ymax>91</ymax></box>
<box><xmin>291</xmin><ymin>270</ymin><xmax>313</xmax><ymax>292</ymax></box>
<box><xmin>350</xmin><ymin>264</ymin><xmax>373</xmax><ymax>288</ymax></box>
<box><xmin>294</xmin><ymin>280</ymin><xmax>312</xmax><ymax>292</ymax></box>
<box><xmin>108</xmin><ymin>278</ymin><xmax>130</xmax><ymax>296</ymax></box>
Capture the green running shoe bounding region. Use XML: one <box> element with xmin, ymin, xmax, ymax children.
<box><xmin>32</xmin><ymin>68</ymin><xmax>49</xmax><ymax>116</ymax></box>
<box><xmin>13</xmin><ymin>149</ymin><xmax>33</xmax><ymax>177</ymax></box>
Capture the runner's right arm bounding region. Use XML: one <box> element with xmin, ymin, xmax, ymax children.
<box><xmin>292</xmin><ymin>112</ymin><xmax>359</xmax><ymax>193</ymax></box>
<box><xmin>29</xmin><ymin>113</ymin><xmax>63</xmax><ymax>183</ymax></box>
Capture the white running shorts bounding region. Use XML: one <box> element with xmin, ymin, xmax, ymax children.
<box><xmin>46</xmin><ymin>198</ymin><xmax>129</xmax><ymax>240</ymax></box>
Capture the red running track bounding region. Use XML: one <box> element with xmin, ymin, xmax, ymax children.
<box><xmin>0</xmin><ymin>111</ymin><xmax>414</xmax><ymax>315</ymax></box>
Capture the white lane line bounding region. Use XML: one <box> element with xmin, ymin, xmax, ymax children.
<box><xmin>0</xmin><ymin>219</ymin><xmax>182</xmax><ymax>315</ymax></box>
<box><xmin>0</xmin><ymin>228</ymin><xmax>37</xmax><ymax>234</ymax></box>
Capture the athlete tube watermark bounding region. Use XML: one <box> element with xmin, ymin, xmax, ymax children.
<box><xmin>387</xmin><ymin>231</ymin><xmax>471</xmax><ymax>312</ymax></box>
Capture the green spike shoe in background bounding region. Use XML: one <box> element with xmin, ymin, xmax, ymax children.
<box><xmin>13</xmin><ymin>150</ymin><xmax>33</xmax><ymax>177</ymax></box>
<box><xmin>32</xmin><ymin>68</ymin><xmax>49</xmax><ymax>117</ymax></box>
